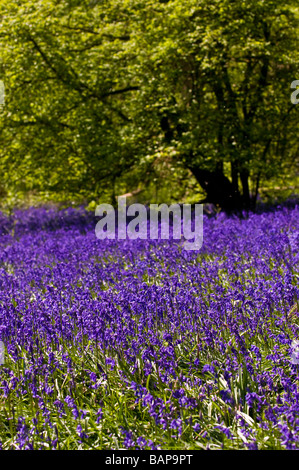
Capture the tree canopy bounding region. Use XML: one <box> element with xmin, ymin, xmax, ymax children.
<box><xmin>0</xmin><ymin>0</ymin><xmax>298</xmax><ymax>210</ymax></box>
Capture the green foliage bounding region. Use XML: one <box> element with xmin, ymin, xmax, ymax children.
<box><xmin>0</xmin><ymin>0</ymin><xmax>298</xmax><ymax>206</ymax></box>
<box><xmin>127</xmin><ymin>0</ymin><xmax>299</xmax><ymax>206</ymax></box>
<box><xmin>0</xmin><ymin>0</ymin><xmax>142</xmax><ymax>202</ymax></box>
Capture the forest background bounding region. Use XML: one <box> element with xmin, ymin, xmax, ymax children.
<box><xmin>0</xmin><ymin>0</ymin><xmax>298</xmax><ymax>213</ymax></box>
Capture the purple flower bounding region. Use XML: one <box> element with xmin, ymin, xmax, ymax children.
<box><xmin>202</xmin><ymin>364</ymin><xmax>215</xmax><ymax>375</ymax></box>
<box><xmin>96</xmin><ymin>408</ymin><xmax>103</xmax><ymax>423</ymax></box>
<box><xmin>76</xmin><ymin>424</ymin><xmax>88</xmax><ymax>440</ymax></box>
<box><xmin>193</xmin><ymin>423</ymin><xmax>201</xmax><ymax>432</ymax></box>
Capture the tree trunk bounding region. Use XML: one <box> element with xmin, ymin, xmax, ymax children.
<box><xmin>188</xmin><ymin>165</ymin><xmax>242</xmax><ymax>213</ymax></box>
<box><xmin>240</xmin><ymin>169</ymin><xmax>250</xmax><ymax>210</ymax></box>
<box><xmin>231</xmin><ymin>161</ymin><xmax>239</xmax><ymax>194</ymax></box>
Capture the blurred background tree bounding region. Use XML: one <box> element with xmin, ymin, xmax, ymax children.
<box><xmin>0</xmin><ymin>0</ymin><xmax>298</xmax><ymax>211</ymax></box>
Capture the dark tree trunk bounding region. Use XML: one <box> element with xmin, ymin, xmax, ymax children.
<box><xmin>252</xmin><ymin>171</ymin><xmax>261</xmax><ymax>211</ymax></box>
<box><xmin>188</xmin><ymin>165</ymin><xmax>242</xmax><ymax>213</ymax></box>
<box><xmin>240</xmin><ymin>169</ymin><xmax>250</xmax><ymax>210</ymax></box>
<box><xmin>231</xmin><ymin>161</ymin><xmax>239</xmax><ymax>194</ymax></box>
